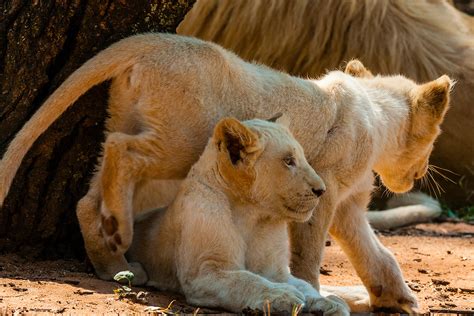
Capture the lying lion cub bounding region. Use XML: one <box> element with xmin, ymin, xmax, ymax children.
<box><xmin>127</xmin><ymin>117</ymin><xmax>348</xmax><ymax>314</ymax></box>
<box><xmin>0</xmin><ymin>33</ymin><xmax>452</xmax><ymax>312</ymax></box>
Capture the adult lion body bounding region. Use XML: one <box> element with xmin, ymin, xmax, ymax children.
<box><xmin>0</xmin><ymin>34</ymin><xmax>452</xmax><ymax>312</ymax></box>
<box><xmin>178</xmin><ymin>0</ymin><xmax>474</xmax><ymax>206</ymax></box>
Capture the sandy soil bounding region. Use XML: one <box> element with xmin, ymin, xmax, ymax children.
<box><xmin>0</xmin><ymin>222</ymin><xmax>473</xmax><ymax>315</ymax></box>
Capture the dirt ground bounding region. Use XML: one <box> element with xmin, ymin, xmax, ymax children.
<box><xmin>0</xmin><ymin>222</ymin><xmax>473</xmax><ymax>315</ymax></box>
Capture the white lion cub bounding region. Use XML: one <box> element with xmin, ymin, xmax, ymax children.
<box><xmin>127</xmin><ymin>117</ymin><xmax>349</xmax><ymax>315</ymax></box>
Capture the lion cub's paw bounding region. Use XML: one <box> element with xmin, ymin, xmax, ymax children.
<box><xmin>94</xmin><ymin>262</ymin><xmax>148</xmax><ymax>285</ymax></box>
<box><xmin>370</xmin><ymin>283</ymin><xmax>419</xmax><ymax>314</ymax></box>
<box><xmin>261</xmin><ymin>284</ymin><xmax>305</xmax><ymax>312</ymax></box>
<box><xmin>129</xmin><ymin>262</ymin><xmax>148</xmax><ymax>286</ymax></box>
<box><xmin>304</xmin><ymin>295</ymin><xmax>350</xmax><ymax>316</ymax></box>
<box><xmin>100</xmin><ymin>214</ymin><xmax>132</xmax><ymax>254</ymax></box>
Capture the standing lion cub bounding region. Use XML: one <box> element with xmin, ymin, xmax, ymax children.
<box><xmin>0</xmin><ymin>33</ymin><xmax>452</xmax><ymax>312</ymax></box>
<box><xmin>127</xmin><ymin>117</ymin><xmax>348</xmax><ymax>314</ymax></box>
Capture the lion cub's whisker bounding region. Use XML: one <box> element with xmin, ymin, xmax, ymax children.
<box><xmin>426</xmin><ymin>170</ymin><xmax>444</xmax><ymax>198</ymax></box>
<box><xmin>429</xmin><ymin>165</ymin><xmax>457</xmax><ymax>184</ymax></box>
<box><xmin>430</xmin><ymin>164</ymin><xmax>459</xmax><ymax>175</ymax></box>
<box><xmin>420</xmin><ymin>173</ymin><xmax>435</xmax><ymax>199</ymax></box>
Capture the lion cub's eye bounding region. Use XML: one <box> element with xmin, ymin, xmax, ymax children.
<box><xmin>283</xmin><ymin>155</ymin><xmax>296</xmax><ymax>167</ymax></box>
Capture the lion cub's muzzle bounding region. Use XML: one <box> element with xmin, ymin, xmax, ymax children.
<box><xmin>284</xmin><ymin>174</ymin><xmax>326</xmax><ymax>221</ymax></box>
<box><xmin>283</xmin><ymin>196</ymin><xmax>319</xmax><ymax>222</ymax></box>
<box><xmin>306</xmin><ymin>169</ymin><xmax>326</xmax><ymax>198</ymax></box>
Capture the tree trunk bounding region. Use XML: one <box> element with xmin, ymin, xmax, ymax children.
<box><xmin>0</xmin><ymin>0</ymin><xmax>195</xmax><ymax>258</ymax></box>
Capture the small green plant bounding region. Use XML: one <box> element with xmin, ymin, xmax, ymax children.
<box><xmin>114</xmin><ymin>270</ymin><xmax>134</xmax><ymax>288</ymax></box>
<box><xmin>457</xmin><ymin>205</ymin><xmax>474</xmax><ymax>222</ymax></box>
<box><xmin>441</xmin><ymin>203</ymin><xmax>474</xmax><ymax>222</ymax></box>
<box><xmin>291</xmin><ymin>303</ymin><xmax>303</xmax><ymax>316</ymax></box>
<box><xmin>113</xmin><ymin>270</ymin><xmax>149</xmax><ymax>304</ymax></box>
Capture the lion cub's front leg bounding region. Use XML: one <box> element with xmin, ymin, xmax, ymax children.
<box><xmin>184</xmin><ymin>268</ymin><xmax>306</xmax><ymax>312</ymax></box>
<box><xmin>177</xmin><ymin>214</ymin><xmax>306</xmax><ymax>312</ymax></box>
<box><xmin>329</xmin><ymin>192</ymin><xmax>418</xmax><ymax>313</ymax></box>
<box><xmin>252</xmin><ymin>221</ymin><xmax>349</xmax><ymax>315</ymax></box>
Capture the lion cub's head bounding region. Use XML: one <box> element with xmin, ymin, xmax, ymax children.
<box><xmin>346</xmin><ymin>60</ymin><xmax>453</xmax><ymax>193</ymax></box>
<box><xmin>212</xmin><ymin>116</ymin><xmax>325</xmax><ymax>222</ymax></box>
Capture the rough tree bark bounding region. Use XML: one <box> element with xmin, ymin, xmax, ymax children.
<box><xmin>0</xmin><ymin>0</ymin><xmax>195</xmax><ymax>258</ymax></box>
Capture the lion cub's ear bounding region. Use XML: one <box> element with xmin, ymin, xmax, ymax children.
<box><xmin>214</xmin><ymin>117</ymin><xmax>262</xmax><ymax>166</ymax></box>
<box><xmin>345</xmin><ymin>59</ymin><xmax>373</xmax><ymax>78</ymax></box>
<box><xmin>267</xmin><ymin>112</ymin><xmax>291</xmax><ymax>129</ymax></box>
<box><xmin>413</xmin><ymin>75</ymin><xmax>452</xmax><ymax>122</ymax></box>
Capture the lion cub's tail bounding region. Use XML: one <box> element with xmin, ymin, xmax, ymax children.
<box><xmin>0</xmin><ymin>34</ymin><xmax>160</xmax><ymax>206</ymax></box>
<box><xmin>367</xmin><ymin>192</ymin><xmax>442</xmax><ymax>230</ymax></box>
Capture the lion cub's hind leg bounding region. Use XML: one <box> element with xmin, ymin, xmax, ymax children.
<box><xmin>100</xmin><ymin>132</ymin><xmax>157</xmax><ymax>256</ymax></box>
<box><xmin>76</xmin><ymin>176</ymin><xmax>147</xmax><ymax>285</ymax></box>
<box><xmin>100</xmin><ymin>130</ymin><xmax>195</xmax><ymax>255</ymax></box>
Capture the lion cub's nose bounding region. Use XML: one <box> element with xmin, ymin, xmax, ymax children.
<box><xmin>311</xmin><ymin>187</ymin><xmax>325</xmax><ymax>197</ymax></box>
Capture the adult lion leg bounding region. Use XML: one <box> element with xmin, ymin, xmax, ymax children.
<box><xmin>329</xmin><ymin>192</ymin><xmax>418</xmax><ymax>313</ymax></box>
<box><xmin>76</xmin><ymin>174</ymin><xmax>148</xmax><ymax>284</ymax></box>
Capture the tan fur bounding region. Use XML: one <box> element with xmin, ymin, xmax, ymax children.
<box><xmin>0</xmin><ymin>34</ymin><xmax>452</xmax><ymax>312</ymax></box>
<box><xmin>320</xmin><ymin>285</ymin><xmax>371</xmax><ymax>313</ymax></box>
<box><xmin>178</xmin><ymin>0</ymin><xmax>474</xmax><ymax>204</ymax></box>
<box><xmin>127</xmin><ymin>117</ymin><xmax>350</xmax><ymax>314</ymax></box>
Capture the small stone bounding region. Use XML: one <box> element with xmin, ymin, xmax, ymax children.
<box><xmin>407</xmin><ymin>282</ymin><xmax>422</xmax><ymax>292</ymax></box>
<box><xmin>432</xmin><ymin>279</ymin><xmax>450</xmax><ymax>286</ymax></box>
<box><xmin>74</xmin><ymin>289</ymin><xmax>94</xmax><ymax>295</ymax></box>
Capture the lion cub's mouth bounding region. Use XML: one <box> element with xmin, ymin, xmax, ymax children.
<box><xmin>283</xmin><ymin>203</ymin><xmax>316</xmax><ymax>214</ymax></box>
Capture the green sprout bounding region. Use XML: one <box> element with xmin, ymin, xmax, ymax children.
<box><xmin>113</xmin><ymin>271</ymin><xmax>149</xmax><ymax>304</ymax></box>
<box><xmin>113</xmin><ymin>270</ymin><xmax>134</xmax><ymax>288</ymax></box>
